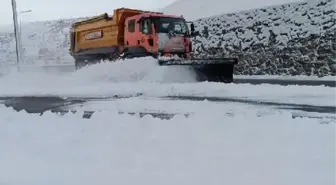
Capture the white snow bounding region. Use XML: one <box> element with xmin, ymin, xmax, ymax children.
<box><xmin>0</xmin><ymin>18</ymin><xmax>76</xmax><ymax>66</ymax></box>
<box><xmin>0</xmin><ymin>103</ymin><xmax>334</xmax><ymax>185</ymax></box>
<box><xmin>0</xmin><ymin>58</ymin><xmax>335</xmax><ymax>107</ymax></box>
<box><xmin>0</xmin><ymin>57</ymin><xmax>198</xmax><ymax>83</ymax></box>
<box><xmin>162</xmin><ymin>0</ymin><xmax>304</xmax><ymax>21</ymax></box>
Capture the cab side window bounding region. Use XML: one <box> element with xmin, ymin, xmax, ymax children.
<box><xmin>141</xmin><ymin>19</ymin><xmax>152</xmax><ymax>34</ymax></box>
<box><xmin>128</xmin><ymin>19</ymin><xmax>135</xmax><ymax>32</ymax></box>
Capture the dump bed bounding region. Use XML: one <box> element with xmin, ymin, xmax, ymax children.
<box><xmin>69</xmin><ymin>8</ymin><xmax>146</xmax><ymax>55</ymax></box>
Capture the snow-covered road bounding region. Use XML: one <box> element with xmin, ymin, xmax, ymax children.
<box><xmin>0</xmin><ymin>104</ymin><xmax>335</xmax><ymax>185</ymax></box>
<box><xmin>0</xmin><ymin>58</ymin><xmax>335</xmax><ymax>185</ymax></box>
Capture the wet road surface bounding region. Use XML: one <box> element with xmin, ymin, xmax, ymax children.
<box><xmin>166</xmin><ymin>96</ymin><xmax>336</xmax><ymax>114</ymax></box>
<box><xmin>1</xmin><ymin>95</ymin><xmax>335</xmax><ymax>120</ymax></box>
<box><xmin>233</xmin><ymin>78</ymin><xmax>336</xmax><ymax>87</ymax></box>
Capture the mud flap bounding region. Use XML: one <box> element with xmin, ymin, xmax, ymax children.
<box><xmin>158</xmin><ymin>57</ymin><xmax>238</xmax><ymax>83</ymax></box>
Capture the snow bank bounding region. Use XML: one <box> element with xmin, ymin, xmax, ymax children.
<box><xmin>0</xmin><ymin>104</ymin><xmax>334</xmax><ymax>185</ymax></box>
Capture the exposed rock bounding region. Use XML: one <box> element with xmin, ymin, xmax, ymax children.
<box><xmin>192</xmin><ymin>0</ymin><xmax>336</xmax><ymax>76</ymax></box>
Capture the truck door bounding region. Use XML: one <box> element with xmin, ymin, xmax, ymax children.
<box><xmin>125</xmin><ymin>19</ymin><xmax>137</xmax><ymax>46</ymax></box>
<box><xmin>139</xmin><ymin>18</ymin><xmax>155</xmax><ymax>54</ymax></box>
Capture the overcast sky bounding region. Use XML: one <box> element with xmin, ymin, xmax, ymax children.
<box><xmin>0</xmin><ymin>0</ymin><xmax>176</xmax><ymax>25</ymax></box>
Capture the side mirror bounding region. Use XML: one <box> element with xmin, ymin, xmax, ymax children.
<box><xmin>190</xmin><ymin>23</ymin><xmax>195</xmax><ymax>32</ymax></box>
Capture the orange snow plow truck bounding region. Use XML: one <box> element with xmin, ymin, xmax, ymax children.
<box><xmin>69</xmin><ymin>8</ymin><xmax>238</xmax><ymax>82</ymax></box>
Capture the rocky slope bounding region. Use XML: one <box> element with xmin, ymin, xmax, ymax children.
<box><xmin>192</xmin><ymin>0</ymin><xmax>336</xmax><ymax>76</ymax></box>
<box><xmin>0</xmin><ymin>0</ymin><xmax>335</xmax><ymax>77</ymax></box>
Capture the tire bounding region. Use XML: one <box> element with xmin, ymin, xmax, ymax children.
<box><xmin>75</xmin><ymin>59</ymin><xmax>87</xmax><ymax>70</ymax></box>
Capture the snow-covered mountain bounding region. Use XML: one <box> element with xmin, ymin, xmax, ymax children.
<box><xmin>162</xmin><ymin>0</ymin><xmax>303</xmax><ymax>21</ymax></box>
<box><xmin>0</xmin><ymin>0</ymin><xmax>335</xmax><ymax>77</ymax></box>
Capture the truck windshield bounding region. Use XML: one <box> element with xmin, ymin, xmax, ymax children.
<box><xmin>153</xmin><ymin>17</ymin><xmax>189</xmax><ymax>35</ymax></box>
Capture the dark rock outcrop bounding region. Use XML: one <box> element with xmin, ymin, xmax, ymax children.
<box><xmin>192</xmin><ymin>0</ymin><xmax>336</xmax><ymax>76</ymax></box>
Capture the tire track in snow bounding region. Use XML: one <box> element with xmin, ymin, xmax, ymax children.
<box><xmin>164</xmin><ymin>96</ymin><xmax>336</xmax><ymax>114</ymax></box>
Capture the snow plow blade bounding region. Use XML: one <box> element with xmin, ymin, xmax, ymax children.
<box><xmin>158</xmin><ymin>57</ymin><xmax>238</xmax><ymax>83</ymax></box>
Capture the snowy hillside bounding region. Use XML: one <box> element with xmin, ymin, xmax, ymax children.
<box><xmin>162</xmin><ymin>0</ymin><xmax>302</xmax><ymax>21</ymax></box>
<box><xmin>192</xmin><ymin>0</ymin><xmax>336</xmax><ymax>77</ymax></box>
<box><xmin>0</xmin><ymin>0</ymin><xmax>335</xmax><ymax>77</ymax></box>
<box><xmin>0</xmin><ymin>19</ymin><xmax>75</xmax><ymax>67</ymax></box>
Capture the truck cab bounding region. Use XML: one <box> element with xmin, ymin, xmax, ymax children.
<box><xmin>123</xmin><ymin>13</ymin><xmax>195</xmax><ymax>59</ymax></box>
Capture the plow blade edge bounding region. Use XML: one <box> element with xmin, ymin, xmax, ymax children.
<box><xmin>158</xmin><ymin>57</ymin><xmax>238</xmax><ymax>83</ymax></box>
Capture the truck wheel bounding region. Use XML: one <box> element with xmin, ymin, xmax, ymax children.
<box><xmin>75</xmin><ymin>59</ymin><xmax>87</xmax><ymax>70</ymax></box>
